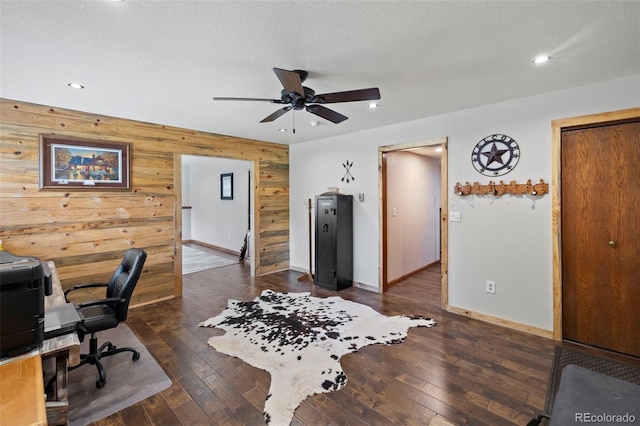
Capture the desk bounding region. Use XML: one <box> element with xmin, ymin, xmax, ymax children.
<box><xmin>0</xmin><ymin>355</ymin><xmax>47</xmax><ymax>425</ymax></box>
<box><xmin>43</xmin><ymin>261</ymin><xmax>81</xmax><ymax>425</ymax></box>
<box><xmin>0</xmin><ymin>261</ymin><xmax>80</xmax><ymax>425</ymax></box>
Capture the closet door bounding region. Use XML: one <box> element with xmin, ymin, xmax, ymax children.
<box><xmin>561</xmin><ymin>120</ymin><xmax>640</xmax><ymax>357</ymax></box>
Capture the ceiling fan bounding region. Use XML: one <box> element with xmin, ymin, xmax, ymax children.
<box><xmin>213</xmin><ymin>68</ymin><xmax>381</xmax><ymax>125</ymax></box>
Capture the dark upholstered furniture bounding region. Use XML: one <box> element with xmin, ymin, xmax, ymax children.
<box><xmin>527</xmin><ymin>345</ymin><xmax>640</xmax><ymax>426</ymax></box>
<box><xmin>64</xmin><ymin>248</ymin><xmax>147</xmax><ymax>388</ymax></box>
<box><xmin>549</xmin><ymin>364</ymin><xmax>639</xmax><ymax>425</ymax></box>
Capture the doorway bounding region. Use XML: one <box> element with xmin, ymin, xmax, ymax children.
<box><xmin>552</xmin><ymin>108</ymin><xmax>640</xmax><ymax>357</ymax></box>
<box><xmin>378</xmin><ymin>138</ymin><xmax>448</xmax><ymax>308</ymax></box>
<box><xmin>175</xmin><ymin>155</ymin><xmax>255</xmax><ymax>287</ymax></box>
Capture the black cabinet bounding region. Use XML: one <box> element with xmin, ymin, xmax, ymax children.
<box><xmin>315</xmin><ymin>192</ymin><xmax>353</xmax><ymax>290</ymax></box>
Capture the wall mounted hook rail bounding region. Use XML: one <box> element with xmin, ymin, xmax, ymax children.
<box><xmin>454</xmin><ymin>179</ymin><xmax>548</xmax><ymax>197</ymax></box>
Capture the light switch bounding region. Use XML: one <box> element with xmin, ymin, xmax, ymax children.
<box><xmin>449</xmin><ymin>211</ymin><xmax>461</xmax><ymax>222</ymax></box>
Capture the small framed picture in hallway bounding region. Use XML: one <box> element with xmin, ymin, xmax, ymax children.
<box><xmin>220</xmin><ymin>172</ymin><xmax>233</xmax><ymax>200</ymax></box>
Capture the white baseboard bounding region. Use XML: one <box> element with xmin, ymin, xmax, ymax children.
<box><xmin>185</xmin><ymin>239</ymin><xmax>240</xmax><ymax>256</ymax></box>
<box><xmin>353</xmin><ymin>281</ymin><xmax>379</xmax><ymax>293</ymax></box>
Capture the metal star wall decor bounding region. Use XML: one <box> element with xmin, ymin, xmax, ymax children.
<box><xmin>342</xmin><ymin>160</ymin><xmax>355</xmax><ymax>183</ymax></box>
<box><xmin>471</xmin><ymin>134</ymin><xmax>520</xmax><ymax>176</ymax></box>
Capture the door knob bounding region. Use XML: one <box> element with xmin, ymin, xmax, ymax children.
<box><xmin>608</xmin><ymin>240</ymin><xmax>617</xmax><ymax>247</ymax></box>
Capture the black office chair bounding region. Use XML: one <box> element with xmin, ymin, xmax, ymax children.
<box><xmin>64</xmin><ymin>248</ymin><xmax>147</xmax><ymax>388</ymax></box>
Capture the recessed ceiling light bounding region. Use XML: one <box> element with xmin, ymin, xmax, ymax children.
<box><xmin>368</xmin><ymin>103</ymin><xmax>378</xmax><ymax>109</ymax></box>
<box><xmin>533</xmin><ymin>55</ymin><xmax>550</xmax><ymax>64</ymax></box>
<box><xmin>67</xmin><ymin>82</ymin><xmax>84</xmax><ymax>89</ymax></box>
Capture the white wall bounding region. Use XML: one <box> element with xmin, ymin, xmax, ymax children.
<box><xmin>290</xmin><ymin>140</ymin><xmax>381</xmax><ymax>287</ymax></box>
<box><xmin>184</xmin><ymin>155</ymin><xmax>251</xmax><ymax>253</ymax></box>
<box><xmin>290</xmin><ymin>74</ymin><xmax>640</xmax><ymax>331</ymax></box>
<box><xmin>386</xmin><ymin>151</ymin><xmax>440</xmax><ymax>282</ymax></box>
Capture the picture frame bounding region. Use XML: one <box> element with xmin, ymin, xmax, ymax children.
<box><xmin>221</xmin><ymin>172</ymin><xmax>233</xmax><ymax>200</ymax></box>
<box><xmin>39</xmin><ymin>134</ymin><xmax>131</xmax><ymax>190</ymax></box>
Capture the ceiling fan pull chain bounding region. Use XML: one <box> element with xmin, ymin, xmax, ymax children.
<box><xmin>292</xmin><ymin>109</ymin><xmax>296</xmax><ymax>134</ymax></box>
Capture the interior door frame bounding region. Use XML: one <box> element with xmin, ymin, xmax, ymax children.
<box><xmin>378</xmin><ymin>137</ymin><xmax>448</xmax><ymax>308</ymax></box>
<box><xmin>551</xmin><ymin>107</ymin><xmax>640</xmax><ymax>341</ymax></box>
<box><xmin>174</xmin><ymin>154</ymin><xmax>257</xmax><ymax>297</ymax></box>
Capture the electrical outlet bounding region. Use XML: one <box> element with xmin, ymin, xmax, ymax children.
<box><xmin>486</xmin><ymin>280</ymin><xmax>496</xmax><ymax>294</ymax></box>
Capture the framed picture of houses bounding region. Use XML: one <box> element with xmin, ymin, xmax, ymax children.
<box><xmin>39</xmin><ymin>134</ymin><xmax>131</xmax><ymax>190</ymax></box>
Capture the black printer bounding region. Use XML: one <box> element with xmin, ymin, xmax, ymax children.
<box><xmin>0</xmin><ymin>250</ymin><xmax>52</xmax><ymax>358</ymax></box>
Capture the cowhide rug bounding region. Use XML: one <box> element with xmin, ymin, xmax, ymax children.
<box><xmin>198</xmin><ymin>289</ymin><xmax>436</xmax><ymax>425</ymax></box>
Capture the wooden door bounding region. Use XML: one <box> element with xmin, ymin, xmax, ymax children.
<box><xmin>561</xmin><ymin>120</ymin><xmax>640</xmax><ymax>357</ymax></box>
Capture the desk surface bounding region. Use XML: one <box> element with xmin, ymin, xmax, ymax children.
<box><xmin>45</xmin><ymin>261</ymin><xmax>66</xmax><ymax>308</ymax></box>
<box><xmin>0</xmin><ymin>354</ymin><xmax>47</xmax><ymax>426</ymax></box>
<box><xmin>44</xmin><ymin>262</ymin><xmax>80</xmax><ymax>365</ymax></box>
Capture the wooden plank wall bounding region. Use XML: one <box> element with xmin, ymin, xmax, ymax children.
<box><xmin>0</xmin><ymin>98</ymin><xmax>289</xmax><ymax>306</ymax></box>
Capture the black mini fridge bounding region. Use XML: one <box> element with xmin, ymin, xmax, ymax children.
<box><xmin>314</xmin><ymin>192</ymin><xmax>353</xmax><ymax>290</ymax></box>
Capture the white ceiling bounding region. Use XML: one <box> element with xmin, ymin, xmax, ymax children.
<box><xmin>1</xmin><ymin>1</ymin><xmax>638</xmax><ymax>145</ymax></box>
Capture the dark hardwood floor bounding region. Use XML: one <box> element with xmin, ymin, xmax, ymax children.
<box><xmin>88</xmin><ymin>260</ymin><xmax>635</xmax><ymax>425</ymax></box>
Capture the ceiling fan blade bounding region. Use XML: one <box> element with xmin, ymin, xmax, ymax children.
<box><xmin>273</xmin><ymin>68</ymin><xmax>305</xmax><ymax>97</ymax></box>
<box><xmin>306</xmin><ymin>105</ymin><xmax>348</xmax><ymax>124</ymax></box>
<box><xmin>260</xmin><ymin>106</ymin><xmax>292</xmax><ymax>123</ymax></box>
<box><xmin>213</xmin><ymin>97</ymin><xmax>285</xmax><ymax>104</ymax></box>
<box><xmin>316</xmin><ymin>88</ymin><xmax>380</xmax><ymax>104</ymax></box>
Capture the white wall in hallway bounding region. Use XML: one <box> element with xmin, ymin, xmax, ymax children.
<box><xmin>386</xmin><ymin>151</ymin><xmax>441</xmax><ymax>282</ymax></box>
<box><xmin>183</xmin><ymin>155</ymin><xmax>251</xmax><ymax>253</ymax></box>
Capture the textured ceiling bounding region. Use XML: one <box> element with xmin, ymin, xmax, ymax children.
<box><xmin>1</xmin><ymin>1</ymin><xmax>638</xmax><ymax>145</ymax></box>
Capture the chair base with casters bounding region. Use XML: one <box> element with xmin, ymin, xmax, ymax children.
<box><xmin>70</xmin><ymin>330</ymin><xmax>141</xmax><ymax>389</ymax></box>
<box><xmin>45</xmin><ymin>328</ymin><xmax>142</xmax><ymax>392</ymax></box>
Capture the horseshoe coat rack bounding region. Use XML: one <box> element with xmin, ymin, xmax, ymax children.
<box><xmin>454</xmin><ymin>179</ymin><xmax>548</xmax><ymax>197</ymax></box>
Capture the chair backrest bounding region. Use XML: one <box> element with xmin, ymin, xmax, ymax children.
<box><xmin>106</xmin><ymin>248</ymin><xmax>147</xmax><ymax>321</ymax></box>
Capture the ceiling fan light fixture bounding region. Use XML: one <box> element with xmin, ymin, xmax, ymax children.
<box><xmin>279</xmin><ymin>128</ymin><xmax>287</xmax><ymax>132</ymax></box>
<box><xmin>533</xmin><ymin>55</ymin><xmax>550</xmax><ymax>64</ymax></box>
<box><xmin>310</xmin><ymin>121</ymin><xmax>319</xmax><ymax>127</ymax></box>
<box><xmin>368</xmin><ymin>102</ymin><xmax>378</xmax><ymax>109</ymax></box>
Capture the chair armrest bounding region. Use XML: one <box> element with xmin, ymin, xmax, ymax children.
<box><xmin>64</xmin><ymin>283</ymin><xmax>108</xmax><ymax>302</ymax></box>
<box><xmin>77</xmin><ymin>297</ymin><xmax>126</xmax><ymax>309</ymax></box>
